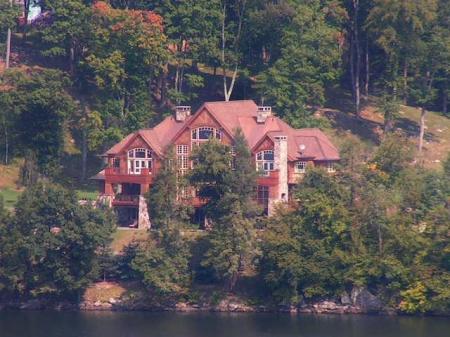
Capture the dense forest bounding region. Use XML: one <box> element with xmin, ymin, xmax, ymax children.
<box><xmin>0</xmin><ymin>0</ymin><xmax>449</xmax><ymax>315</ymax></box>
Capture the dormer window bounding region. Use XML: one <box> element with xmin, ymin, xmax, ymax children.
<box><xmin>327</xmin><ymin>161</ymin><xmax>335</xmax><ymax>173</ymax></box>
<box><xmin>256</xmin><ymin>150</ymin><xmax>274</xmax><ymax>176</ymax></box>
<box><xmin>295</xmin><ymin>161</ymin><xmax>307</xmax><ymax>173</ymax></box>
<box><xmin>192</xmin><ymin>127</ymin><xmax>222</xmax><ymax>147</ymax></box>
<box><xmin>127</xmin><ymin>148</ymin><xmax>152</xmax><ymax>174</ymax></box>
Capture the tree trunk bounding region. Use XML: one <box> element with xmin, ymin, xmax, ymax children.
<box><xmin>364</xmin><ymin>37</ymin><xmax>369</xmax><ymax>100</ymax></box>
<box><xmin>418</xmin><ymin>107</ymin><xmax>427</xmax><ymax>155</ymax></box>
<box><xmin>81</xmin><ymin>128</ymin><xmax>87</xmax><ymax>181</ymax></box>
<box><xmin>353</xmin><ymin>0</ymin><xmax>361</xmax><ymax>117</ymax></box>
<box><xmin>221</xmin><ymin>0</ymin><xmax>245</xmax><ymax>102</ymax></box>
<box><xmin>2</xmin><ymin>113</ymin><xmax>8</xmax><ymax>165</ymax></box>
<box><xmin>69</xmin><ymin>41</ymin><xmax>75</xmax><ymax>76</ymax></box>
<box><xmin>350</xmin><ymin>36</ymin><xmax>355</xmax><ymax>100</ymax></box>
<box><xmin>377</xmin><ymin>222</ymin><xmax>383</xmax><ymax>256</ymax></box>
<box><xmin>5</xmin><ymin>28</ymin><xmax>11</xmax><ymax>69</ymax></box>
<box><xmin>403</xmin><ymin>61</ymin><xmax>408</xmax><ymax>104</ymax></box>
<box><xmin>443</xmin><ymin>87</ymin><xmax>448</xmax><ymax>115</ymax></box>
<box><xmin>160</xmin><ymin>64</ymin><xmax>168</xmax><ymax>107</ymax></box>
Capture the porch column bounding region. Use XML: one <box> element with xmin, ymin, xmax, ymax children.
<box><xmin>105</xmin><ymin>182</ymin><xmax>114</xmax><ymax>195</ymax></box>
<box><xmin>141</xmin><ymin>183</ymin><xmax>149</xmax><ymax>195</ymax></box>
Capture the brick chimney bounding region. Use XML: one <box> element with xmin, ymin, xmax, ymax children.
<box><xmin>257</xmin><ymin>106</ymin><xmax>272</xmax><ymax>123</ymax></box>
<box><xmin>175</xmin><ymin>106</ymin><xmax>191</xmax><ymax>122</ymax></box>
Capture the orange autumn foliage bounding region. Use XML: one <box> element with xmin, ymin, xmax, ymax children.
<box><xmin>92</xmin><ymin>1</ymin><xmax>163</xmax><ymax>31</ymax></box>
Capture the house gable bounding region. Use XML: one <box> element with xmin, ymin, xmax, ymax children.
<box><xmin>252</xmin><ymin>134</ymin><xmax>274</xmax><ymax>155</ymax></box>
<box><xmin>171</xmin><ymin>106</ymin><xmax>234</xmax><ymax>147</ymax></box>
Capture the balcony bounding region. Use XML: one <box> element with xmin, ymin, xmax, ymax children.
<box><xmin>104</xmin><ymin>167</ymin><xmax>153</xmax><ymax>185</ymax></box>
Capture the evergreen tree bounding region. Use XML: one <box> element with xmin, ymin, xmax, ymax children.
<box><xmin>148</xmin><ymin>146</ymin><xmax>191</xmax><ymax>229</ymax></box>
<box><xmin>190</xmin><ymin>138</ymin><xmax>232</xmax><ymax>217</ymax></box>
<box><xmin>200</xmin><ymin>129</ymin><xmax>259</xmax><ymax>290</ymax></box>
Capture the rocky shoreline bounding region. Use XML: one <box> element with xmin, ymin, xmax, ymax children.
<box><xmin>0</xmin><ymin>286</ymin><xmax>398</xmax><ymax>315</ymax></box>
<box><xmin>1</xmin><ymin>284</ymin><xmax>447</xmax><ymax>316</ymax></box>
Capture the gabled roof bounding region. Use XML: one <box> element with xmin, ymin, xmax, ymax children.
<box><xmin>103</xmin><ymin>100</ymin><xmax>339</xmax><ymax>161</ymax></box>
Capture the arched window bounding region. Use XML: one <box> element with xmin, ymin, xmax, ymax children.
<box><xmin>191</xmin><ymin>127</ymin><xmax>221</xmax><ymax>147</ymax></box>
<box><xmin>127</xmin><ymin>148</ymin><xmax>152</xmax><ymax>174</ymax></box>
<box><xmin>256</xmin><ymin>150</ymin><xmax>274</xmax><ymax>176</ymax></box>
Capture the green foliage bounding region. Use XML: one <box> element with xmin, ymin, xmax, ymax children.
<box><xmin>256</xmin><ymin>0</ymin><xmax>343</xmax><ymax>126</ymax></box>
<box><xmin>193</xmin><ymin>129</ymin><xmax>259</xmax><ymax>290</ymax></box>
<box><xmin>0</xmin><ymin>0</ymin><xmax>20</xmax><ymax>39</ymax></box>
<box><xmin>131</xmin><ymin>235</ymin><xmax>189</xmax><ymax>295</ymax></box>
<box><xmin>371</xmin><ymin>133</ymin><xmax>414</xmax><ymax>177</ymax></box>
<box><xmin>399</xmin><ymin>282</ymin><xmax>430</xmax><ymax>313</ymax></box>
<box><xmin>190</xmin><ymin>138</ymin><xmax>232</xmax><ymax>215</ymax></box>
<box><xmin>148</xmin><ymin>146</ymin><xmax>192</xmax><ymax>229</ymax></box>
<box><xmin>377</xmin><ymin>94</ymin><xmax>401</xmax><ymax>132</ymax></box>
<box><xmin>0</xmin><ymin>183</ymin><xmax>115</xmax><ymax>299</ymax></box>
<box><xmin>0</xmin><ymin>69</ymin><xmax>76</xmax><ymax>176</ymax></box>
<box><xmin>201</xmin><ymin>194</ymin><xmax>256</xmax><ymax>291</ymax></box>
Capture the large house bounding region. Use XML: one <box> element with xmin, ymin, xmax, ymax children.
<box><xmin>93</xmin><ymin>100</ymin><xmax>340</xmax><ymax>228</ymax></box>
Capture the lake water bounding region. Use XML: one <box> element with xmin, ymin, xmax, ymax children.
<box><xmin>0</xmin><ymin>311</ymin><xmax>449</xmax><ymax>337</ymax></box>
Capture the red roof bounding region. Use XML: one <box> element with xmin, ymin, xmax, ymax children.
<box><xmin>104</xmin><ymin>100</ymin><xmax>339</xmax><ymax>161</ymax></box>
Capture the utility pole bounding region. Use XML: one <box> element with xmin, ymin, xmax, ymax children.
<box><xmin>5</xmin><ymin>0</ymin><xmax>13</xmax><ymax>69</ymax></box>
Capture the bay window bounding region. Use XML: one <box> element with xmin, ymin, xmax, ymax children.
<box><xmin>128</xmin><ymin>148</ymin><xmax>152</xmax><ymax>174</ymax></box>
<box><xmin>256</xmin><ymin>150</ymin><xmax>274</xmax><ymax>176</ymax></box>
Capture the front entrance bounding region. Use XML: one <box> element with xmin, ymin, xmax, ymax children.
<box><xmin>116</xmin><ymin>206</ymin><xmax>139</xmax><ymax>228</ymax></box>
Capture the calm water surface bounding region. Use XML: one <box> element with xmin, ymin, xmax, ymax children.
<box><xmin>0</xmin><ymin>311</ymin><xmax>449</xmax><ymax>337</ymax></box>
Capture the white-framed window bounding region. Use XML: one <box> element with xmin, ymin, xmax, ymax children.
<box><xmin>127</xmin><ymin>148</ymin><xmax>152</xmax><ymax>174</ymax></box>
<box><xmin>295</xmin><ymin>161</ymin><xmax>307</xmax><ymax>173</ymax></box>
<box><xmin>327</xmin><ymin>161</ymin><xmax>335</xmax><ymax>173</ymax></box>
<box><xmin>191</xmin><ymin>127</ymin><xmax>221</xmax><ymax>148</ymax></box>
<box><xmin>176</xmin><ymin>144</ymin><xmax>189</xmax><ymax>171</ymax></box>
<box><xmin>256</xmin><ymin>150</ymin><xmax>274</xmax><ymax>176</ymax></box>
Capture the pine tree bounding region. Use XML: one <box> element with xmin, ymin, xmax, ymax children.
<box><xmin>148</xmin><ymin>146</ymin><xmax>191</xmax><ymax>229</ymax></box>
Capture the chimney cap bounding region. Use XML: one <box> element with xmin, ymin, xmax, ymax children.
<box><xmin>175</xmin><ymin>105</ymin><xmax>191</xmax><ymax>111</ymax></box>
<box><xmin>257</xmin><ymin>106</ymin><xmax>272</xmax><ymax>112</ymax></box>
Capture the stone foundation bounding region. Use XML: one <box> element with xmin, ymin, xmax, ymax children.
<box><xmin>138</xmin><ymin>196</ymin><xmax>151</xmax><ymax>229</ymax></box>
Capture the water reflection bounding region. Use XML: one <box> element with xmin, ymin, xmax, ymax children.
<box><xmin>0</xmin><ymin>311</ymin><xmax>448</xmax><ymax>337</ymax></box>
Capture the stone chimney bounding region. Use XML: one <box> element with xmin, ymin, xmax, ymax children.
<box><xmin>257</xmin><ymin>106</ymin><xmax>272</xmax><ymax>123</ymax></box>
<box><xmin>268</xmin><ymin>135</ymin><xmax>288</xmax><ymax>215</ymax></box>
<box><xmin>175</xmin><ymin>106</ymin><xmax>191</xmax><ymax>122</ymax></box>
<box><xmin>274</xmin><ymin>135</ymin><xmax>288</xmax><ymax>201</ymax></box>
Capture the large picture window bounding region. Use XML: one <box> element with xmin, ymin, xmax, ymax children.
<box><xmin>256</xmin><ymin>150</ymin><xmax>274</xmax><ymax>176</ymax></box>
<box><xmin>128</xmin><ymin>148</ymin><xmax>152</xmax><ymax>174</ymax></box>
<box><xmin>177</xmin><ymin>144</ymin><xmax>189</xmax><ymax>172</ymax></box>
<box><xmin>191</xmin><ymin>127</ymin><xmax>222</xmax><ymax>148</ymax></box>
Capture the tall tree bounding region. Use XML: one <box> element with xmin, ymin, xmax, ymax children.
<box><xmin>366</xmin><ymin>0</ymin><xmax>438</xmax><ymax>103</ymax></box>
<box><xmin>256</xmin><ymin>0</ymin><xmax>343</xmax><ymax>127</ymax></box>
<box><xmin>199</xmin><ymin>129</ymin><xmax>259</xmax><ymax>290</ymax></box>
<box><xmin>0</xmin><ymin>69</ymin><xmax>76</xmax><ymax>177</ymax></box>
<box><xmin>0</xmin><ymin>0</ymin><xmax>19</xmax><ymax>69</ymax></box>
<box><xmin>221</xmin><ymin>0</ymin><xmax>247</xmax><ymax>101</ymax></box>
<box><xmin>148</xmin><ymin>146</ymin><xmax>192</xmax><ymax>229</ymax></box>
<box><xmin>0</xmin><ymin>183</ymin><xmax>115</xmax><ymax>299</ymax></box>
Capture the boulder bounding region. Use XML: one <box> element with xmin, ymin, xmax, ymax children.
<box><xmin>340</xmin><ymin>292</ymin><xmax>352</xmax><ymax>305</ymax></box>
<box><xmin>351</xmin><ymin>287</ymin><xmax>382</xmax><ymax>312</ymax></box>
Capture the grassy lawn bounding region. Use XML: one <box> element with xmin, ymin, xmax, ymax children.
<box><xmin>111</xmin><ymin>229</ymin><xmax>149</xmax><ymax>254</ymax></box>
<box><xmin>0</xmin><ymin>188</ymin><xmax>21</xmax><ymax>209</ymax></box>
<box><xmin>76</xmin><ymin>189</ymin><xmax>98</xmax><ymax>200</ymax></box>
